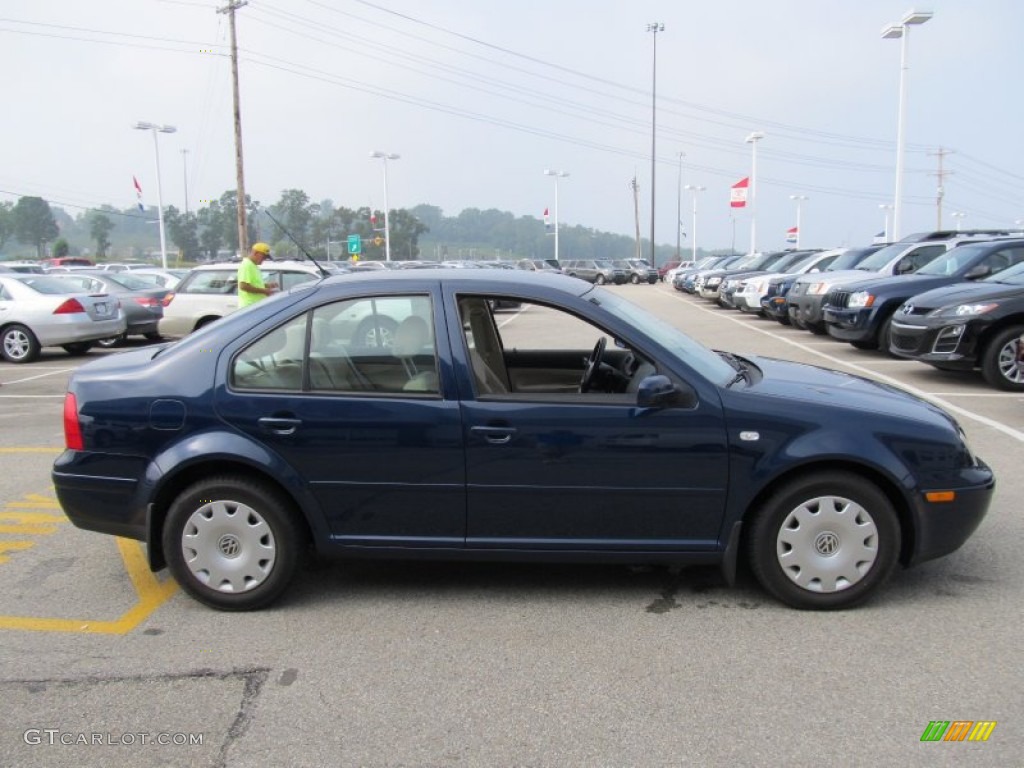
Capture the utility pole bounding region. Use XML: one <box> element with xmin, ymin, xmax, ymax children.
<box><xmin>928</xmin><ymin>146</ymin><xmax>953</xmax><ymax>230</ymax></box>
<box><xmin>181</xmin><ymin>149</ymin><xmax>190</xmax><ymax>216</ymax></box>
<box><xmin>631</xmin><ymin>176</ymin><xmax>642</xmax><ymax>260</ymax></box>
<box><xmin>218</xmin><ymin>1</ymin><xmax>249</xmax><ymax>256</ymax></box>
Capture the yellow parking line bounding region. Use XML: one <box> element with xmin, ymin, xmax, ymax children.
<box><xmin>0</xmin><ymin>538</ymin><xmax>178</xmax><ymax>634</ymax></box>
<box><xmin>0</xmin><ymin>541</ymin><xmax>35</xmax><ymax>563</ymax></box>
<box><xmin>0</xmin><ymin>524</ymin><xmax>59</xmax><ymax>535</ymax></box>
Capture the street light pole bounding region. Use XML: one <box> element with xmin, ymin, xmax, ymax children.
<box><xmin>647</xmin><ymin>22</ymin><xmax>664</xmax><ymax>268</ymax></box>
<box><xmin>369</xmin><ymin>151</ymin><xmax>400</xmax><ymax>261</ymax></box>
<box><xmin>684</xmin><ymin>185</ymin><xmax>705</xmax><ymax>264</ymax></box>
<box><xmin>543</xmin><ymin>169</ymin><xmax>569</xmax><ymax>262</ymax></box>
<box><xmin>790</xmin><ymin>194</ymin><xmax>808</xmax><ymax>248</ymax></box>
<box><xmin>675</xmin><ymin>151</ymin><xmax>685</xmax><ymax>263</ymax></box>
<box><xmin>951</xmin><ymin>211</ymin><xmax>965</xmax><ymax>231</ymax></box>
<box><xmin>879</xmin><ymin>203</ymin><xmax>893</xmax><ymax>242</ymax></box>
<box><xmin>745</xmin><ymin>131</ymin><xmax>764</xmax><ymax>254</ymax></box>
<box><xmin>882</xmin><ymin>10</ymin><xmax>933</xmax><ymax>241</ymax></box>
<box><xmin>133</xmin><ymin>121</ymin><xmax>176</xmax><ymax>269</ymax></box>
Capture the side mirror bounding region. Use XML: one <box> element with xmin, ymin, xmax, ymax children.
<box><xmin>964</xmin><ymin>264</ymin><xmax>991</xmax><ymax>280</ymax></box>
<box><xmin>635</xmin><ymin>374</ymin><xmax>697</xmax><ymax>409</ymax></box>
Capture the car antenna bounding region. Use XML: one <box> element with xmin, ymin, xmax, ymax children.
<box><xmin>260</xmin><ymin>207</ymin><xmax>330</xmax><ymax>278</ymax></box>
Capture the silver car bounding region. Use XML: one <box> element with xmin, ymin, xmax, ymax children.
<box><xmin>0</xmin><ymin>274</ymin><xmax>126</xmax><ymax>363</ymax></box>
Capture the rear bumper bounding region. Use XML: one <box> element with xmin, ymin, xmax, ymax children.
<box><xmin>36</xmin><ymin>316</ymin><xmax>127</xmax><ymax>346</ymax></box>
<box><xmin>52</xmin><ymin>450</ymin><xmax>152</xmax><ymax>542</ymax></box>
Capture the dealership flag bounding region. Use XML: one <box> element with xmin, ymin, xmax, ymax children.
<box><xmin>133</xmin><ymin>176</ymin><xmax>144</xmax><ymax>212</ymax></box>
<box><xmin>786</xmin><ymin>227</ymin><xmax>798</xmax><ymax>244</ymax></box>
<box><xmin>730</xmin><ymin>177</ymin><xmax>749</xmax><ymax>208</ymax></box>
<box><xmin>543</xmin><ymin>207</ymin><xmax>551</xmax><ymax>231</ymax></box>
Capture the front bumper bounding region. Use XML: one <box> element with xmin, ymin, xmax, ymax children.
<box><xmin>908</xmin><ymin>461</ymin><xmax>995</xmax><ymax>566</ymax></box>
<box><xmin>823</xmin><ymin>306</ymin><xmax>875</xmax><ymax>342</ymax></box>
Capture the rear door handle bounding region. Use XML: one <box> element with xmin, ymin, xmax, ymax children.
<box><xmin>470</xmin><ymin>425</ymin><xmax>517</xmax><ymax>445</ymax></box>
<box><xmin>258</xmin><ymin>417</ymin><xmax>302</xmax><ymax>436</ymax></box>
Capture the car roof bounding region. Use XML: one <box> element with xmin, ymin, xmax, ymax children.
<box><xmin>189</xmin><ymin>260</ymin><xmax>324</xmax><ymax>274</ymax></box>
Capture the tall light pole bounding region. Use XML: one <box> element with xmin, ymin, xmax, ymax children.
<box><xmin>882</xmin><ymin>9</ymin><xmax>933</xmax><ymax>241</ymax></box>
<box><xmin>675</xmin><ymin>151</ymin><xmax>685</xmax><ymax>263</ymax></box>
<box><xmin>133</xmin><ymin>121</ymin><xmax>176</xmax><ymax>269</ymax></box>
<box><xmin>218</xmin><ymin>0</ymin><xmax>249</xmax><ymax>256</ymax></box>
<box><xmin>951</xmin><ymin>211</ymin><xmax>965</xmax><ymax>231</ymax></box>
<box><xmin>369</xmin><ymin>151</ymin><xmax>400</xmax><ymax>261</ymax></box>
<box><xmin>181</xmin><ymin>148</ymin><xmax>190</xmax><ymax>216</ymax></box>
<box><xmin>543</xmin><ymin>169</ymin><xmax>570</xmax><ymax>261</ymax></box>
<box><xmin>647</xmin><ymin>22</ymin><xmax>664</xmax><ymax>267</ymax></box>
<box><xmin>684</xmin><ymin>184</ymin><xmax>705</xmax><ymax>264</ymax></box>
<box><xmin>879</xmin><ymin>203</ymin><xmax>893</xmax><ymax>241</ymax></box>
<box><xmin>745</xmin><ymin>131</ymin><xmax>764</xmax><ymax>255</ymax></box>
<box><xmin>789</xmin><ymin>194</ymin><xmax>808</xmax><ymax>248</ymax></box>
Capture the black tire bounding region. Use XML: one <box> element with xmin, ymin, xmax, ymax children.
<box><xmin>62</xmin><ymin>342</ymin><xmax>95</xmax><ymax>356</ymax></box>
<box><xmin>595</xmin><ymin>274</ymin><xmax>606</xmax><ymax>285</ymax></box>
<box><xmin>629</xmin><ymin>274</ymin><xmax>640</xmax><ymax>284</ymax></box>
<box><xmin>981</xmin><ymin>325</ymin><xmax>1024</xmax><ymax>391</ymax></box>
<box><xmin>163</xmin><ymin>475</ymin><xmax>306</xmax><ymax>611</ymax></box>
<box><xmin>850</xmin><ymin>339</ymin><xmax>878</xmax><ymax>351</ymax></box>
<box><xmin>354</xmin><ymin>315</ymin><xmax>398</xmax><ymax>348</ymax></box>
<box><xmin>746</xmin><ymin>471</ymin><xmax>900</xmax><ymax>609</ymax></box>
<box><xmin>806</xmin><ymin>321</ymin><xmax>828</xmax><ymax>335</ymax></box>
<box><xmin>144</xmin><ymin>331</ymin><xmax>163</xmax><ymax>341</ymax></box>
<box><xmin>878</xmin><ymin>314</ymin><xmax>897</xmax><ymax>358</ymax></box>
<box><xmin>1</xmin><ymin>324</ymin><xmax>41</xmax><ymax>363</ymax></box>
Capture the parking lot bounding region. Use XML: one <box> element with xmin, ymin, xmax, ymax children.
<box><xmin>0</xmin><ymin>282</ymin><xmax>1020</xmax><ymax>767</ymax></box>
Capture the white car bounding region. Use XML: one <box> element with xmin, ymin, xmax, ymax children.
<box><xmin>121</xmin><ymin>268</ymin><xmax>189</xmax><ymax>289</ymax></box>
<box><xmin>158</xmin><ymin>261</ymin><xmax>326</xmax><ymax>338</ymax></box>
<box><xmin>0</xmin><ymin>274</ymin><xmax>126</xmax><ymax>363</ymax></box>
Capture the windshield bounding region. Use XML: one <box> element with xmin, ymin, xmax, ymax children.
<box><xmin>828</xmin><ymin>246</ymin><xmax>879</xmax><ymax>271</ymax></box>
<box><xmin>102</xmin><ymin>273</ymin><xmax>155</xmax><ymax>290</ymax></box>
<box><xmin>588</xmin><ymin>288</ymin><xmax>736</xmax><ymax>384</ymax></box>
<box><xmin>913</xmin><ymin>245</ymin><xmax>986</xmax><ymax>277</ymax></box>
<box><xmin>10</xmin><ymin>275</ymin><xmax>86</xmax><ymax>294</ymax></box>
<box><xmin>983</xmin><ymin>260</ymin><xmax>1024</xmax><ymax>285</ymax></box>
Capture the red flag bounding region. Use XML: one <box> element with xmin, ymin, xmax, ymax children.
<box><xmin>730</xmin><ymin>178</ymin><xmax>749</xmax><ymax>208</ymax></box>
<box><xmin>543</xmin><ymin>207</ymin><xmax>550</xmax><ymax>228</ymax></box>
<box><xmin>786</xmin><ymin>227</ymin><xmax>798</xmax><ymax>244</ymax></box>
<box><xmin>133</xmin><ymin>176</ymin><xmax>144</xmax><ymax>212</ymax></box>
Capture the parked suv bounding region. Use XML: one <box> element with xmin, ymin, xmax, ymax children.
<box><xmin>823</xmin><ymin>237</ymin><xmax>1024</xmax><ymax>352</ymax></box>
<box><xmin>887</xmin><ymin>244</ymin><xmax>1024</xmax><ymax>389</ymax></box>
<box><xmin>159</xmin><ymin>260</ymin><xmax>325</xmax><ymax>338</ymax></box>
<box><xmin>563</xmin><ymin>259</ymin><xmax>627</xmax><ymax>285</ymax></box>
<box><xmin>787</xmin><ymin>231</ymin><xmax>1012</xmax><ymax>334</ymax></box>
<box><xmin>614</xmin><ymin>259</ymin><xmax>659</xmax><ymax>284</ymax></box>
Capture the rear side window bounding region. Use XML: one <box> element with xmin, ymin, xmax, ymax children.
<box><xmin>180</xmin><ymin>270</ymin><xmax>237</xmax><ymax>295</ymax></box>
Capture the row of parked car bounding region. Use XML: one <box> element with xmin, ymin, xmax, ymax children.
<box><xmin>671</xmin><ymin>229</ymin><xmax>1024</xmax><ymax>391</ymax></box>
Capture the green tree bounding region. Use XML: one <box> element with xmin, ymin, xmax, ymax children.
<box><xmin>12</xmin><ymin>196</ymin><xmax>59</xmax><ymax>258</ymax></box>
<box><xmin>52</xmin><ymin>238</ymin><xmax>70</xmax><ymax>258</ymax></box>
<box><xmin>164</xmin><ymin>206</ymin><xmax>201</xmax><ymax>263</ymax></box>
<box><xmin>197</xmin><ymin>199</ymin><xmax>225</xmax><ymax>261</ymax></box>
<box><xmin>0</xmin><ymin>201</ymin><xmax>15</xmax><ymax>251</ymax></box>
<box><xmin>88</xmin><ymin>212</ymin><xmax>115</xmax><ymax>258</ymax></box>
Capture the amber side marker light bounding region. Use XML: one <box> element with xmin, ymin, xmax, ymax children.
<box><xmin>926</xmin><ymin>491</ymin><xmax>956</xmax><ymax>503</ymax></box>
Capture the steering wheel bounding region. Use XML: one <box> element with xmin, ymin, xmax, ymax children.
<box><xmin>579</xmin><ymin>336</ymin><xmax>607</xmax><ymax>393</ymax></box>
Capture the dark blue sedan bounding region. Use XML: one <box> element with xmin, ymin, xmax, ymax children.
<box><xmin>52</xmin><ymin>270</ymin><xmax>995</xmax><ymax>610</ymax></box>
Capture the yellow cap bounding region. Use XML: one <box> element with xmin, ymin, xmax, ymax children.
<box><xmin>252</xmin><ymin>242</ymin><xmax>271</xmax><ymax>255</ymax></box>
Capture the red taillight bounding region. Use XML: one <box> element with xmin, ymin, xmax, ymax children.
<box><xmin>162</xmin><ymin>293</ymin><xmax>175</xmax><ymax>307</ymax></box>
<box><xmin>134</xmin><ymin>297</ymin><xmax>160</xmax><ymax>308</ymax></box>
<box><xmin>63</xmin><ymin>393</ymin><xmax>84</xmax><ymax>450</ymax></box>
<box><xmin>53</xmin><ymin>298</ymin><xmax>85</xmax><ymax>315</ymax></box>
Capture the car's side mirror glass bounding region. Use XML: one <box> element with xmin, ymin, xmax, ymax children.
<box><xmin>635</xmin><ymin>374</ymin><xmax>696</xmax><ymax>409</ymax></box>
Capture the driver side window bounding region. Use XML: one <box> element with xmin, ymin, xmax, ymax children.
<box><xmin>457</xmin><ymin>294</ymin><xmax>654</xmax><ymax>400</ymax></box>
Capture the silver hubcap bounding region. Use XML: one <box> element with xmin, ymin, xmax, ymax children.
<box><xmin>180</xmin><ymin>500</ymin><xmax>276</xmax><ymax>593</ymax></box>
<box><xmin>776</xmin><ymin>494</ymin><xmax>878</xmax><ymax>593</ymax></box>
<box><xmin>3</xmin><ymin>330</ymin><xmax>29</xmax><ymax>360</ymax></box>
<box><xmin>997</xmin><ymin>338</ymin><xmax>1024</xmax><ymax>384</ymax></box>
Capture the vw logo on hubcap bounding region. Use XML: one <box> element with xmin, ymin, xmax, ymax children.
<box><xmin>814</xmin><ymin>531</ymin><xmax>840</xmax><ymax>556</ymax></box>
<box><xmin>217</xmin><ymin>534</ymin><xmax>241</xmax><ymax>558</ymax></box>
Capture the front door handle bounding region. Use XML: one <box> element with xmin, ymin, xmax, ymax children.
<box><xmin>470</xmin><ymin>425</ymin><xmax>517</xmax><ymax>445</ymax></box>
<box><xmin>258</xmin><ymin>416</ymin><xmax>302</xmax><ymax>436</ymax></box>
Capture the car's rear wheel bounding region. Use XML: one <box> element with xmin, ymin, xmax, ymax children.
<box><xmin>1</xmin><ymin>324</ymin><xmax>40</xmax><ymax>363</ymax></box>
<box><xmin>163</xmin><ymin>476</ymin><xmax>306</xmax><ymax>611</ymax></box>
<box><xmin>595</xmin><ymin>274</ymin><xmax>606</xmax><ymax>285</ymax></box>
<box><xmin>144</xmin><ymin>331</ymin><xmax>163</xmax><ymax>341</ymax></box>
<box><xmin>747</xmin><ymin>471</ymin><xmax>899</xmax><ymax>609</ymax></box>
<box><xmin>981</xmin><ymin>325</ymin><xmax>1024</xmax><ymax>391</ymax></box>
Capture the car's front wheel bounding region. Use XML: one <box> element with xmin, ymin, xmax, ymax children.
<box><xmin>747</xmin><ymin>471</ymin><xmax>900</xmax><ymax>609</ymax></box>
<box><xmin>629</xmin><ymin>274</ymin><xmax>640</xmax><ymax>284</ymax></box>
<box><xmin>595</xmin><ymin>274</ymin><xmax>606</xmax><ymax>285</ymax></box>
<box><xmin>163</xmin><ymin>476</ymin><xmax>306</xmax><ymax>611</ymax></box>
<box><xmin>981</xmin><ymin>325</ymin><xmax>1024</xmax><ymax>391</ymax></box>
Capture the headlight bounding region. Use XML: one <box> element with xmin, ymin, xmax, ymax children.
<box><xmin>848</xmin><ymin>291</ymin><xmax>875</xmax><ymax>309</ymax></box>
<box><xmin>808</xmin><ymin>282</ymin><xmax>829</xmax><ymax>295</ymax></box>
<box><xmin>931</xmin><ymin>302</ymin><xmax>999</xmax><ymax>318</ymax></box>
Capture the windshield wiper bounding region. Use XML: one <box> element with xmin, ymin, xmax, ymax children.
<box><xmin>718</xmin><ymin>351</ymin><xmax>749</xmax><ymax>386</ymax></box>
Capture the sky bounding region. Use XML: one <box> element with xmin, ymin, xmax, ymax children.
<box><xmin>1</xmin><ymin>0</ymin><xmax>1022</xmax><ymax>255</ymax></box>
